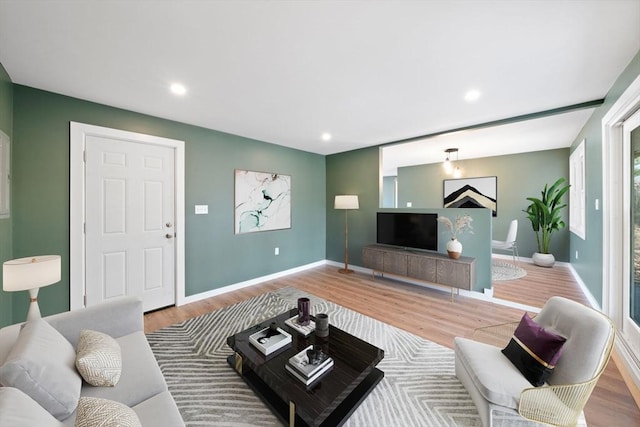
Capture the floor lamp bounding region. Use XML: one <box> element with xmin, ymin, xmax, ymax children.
<box><xmin>334</xmin><ymin>195</ymin><xmax>359</xmax><ymax>274</ymax></box>
<box><xmin>3</xmin><ymin>255</ymin><xmax>61</xmax><ymax>321</ymax></box>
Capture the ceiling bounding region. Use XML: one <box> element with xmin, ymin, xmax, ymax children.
<box><xmin>381</xmin><ymin>107</ymin><xmax>597</xmax><ymax>176</ymax></box>
<box><xmin>0</xmin><ymin>1</ymin><xmax>639</xmax><ymax>162</ymax></box>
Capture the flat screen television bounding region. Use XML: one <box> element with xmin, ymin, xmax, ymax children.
<box><xmin>376</xmin><ymin>212</ymin><xmax>438</xmax><ymax>251</ymax></box>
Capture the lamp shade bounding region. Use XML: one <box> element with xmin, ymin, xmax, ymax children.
<box><xmin>3</xmin><ymin>255</ymin><xmax>61</xmax><ymax>292</ymax></box>
<box><xmin>334</xmin><ymin>195</ymin><xmax>359</xmax><ymax>210</ymax></box>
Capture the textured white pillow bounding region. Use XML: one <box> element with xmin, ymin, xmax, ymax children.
<box><xmin>76</xmin><ymin>330</ymin><xmax>122</xmax><ymax>387</ymax></box>
<box><xmin>75</xmin><ymin>397</ymin><xmax>141</xmax><ymax>427</ymax></box>
<box><xmin>0</xmin><ymin>319</ymin><xmax>81</xmax><ymax>420</ymax></box>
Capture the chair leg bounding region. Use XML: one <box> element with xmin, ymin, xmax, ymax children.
<box><xmin>511</xmin><ymin>244</ymin><xmax>519</xmax><ymax>266</ymax></box>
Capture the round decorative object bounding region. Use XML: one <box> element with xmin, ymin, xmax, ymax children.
<box><xmin>446</xmin><ymin>238</ymin><xmax>462</xmax><ymax>259</ymax></box>
<box><xmin>532</xmin><ymin>252</ymin><xmax>555</xmax><ymax>267</ymax></box>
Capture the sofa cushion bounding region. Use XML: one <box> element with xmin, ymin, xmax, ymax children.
<box><xmin>79</xmin><ymin>331</ymin><xmax>167</xmax><ymax>406</ymax></box>
<box><xmin>75</xmin><ymin>397</ymin><xmax>141</xmax><ymax>427</ymax></box>
<box><xmin>76</xmin><ymin>330</ymin><xmax>122</xmax><ymax>387</ymax></box>
<box><xmin>454</xmin><ymin>337</ymin><xmax>533</xmax><ymax>409</ymax></box>
<box><xmin>502</xmin><ymin>313</ymin><xmax>566</xmax><ymax>387</ymax></box>
<box><xmin>0</xmin><ymin>387</ymin><xmax>64</xmax><ymax>427</ymax></box>
<box><xmin>132</xmin><ymin>391</ymin><xmax>185</xmax><ymax>427</ymax></box>
<box><xmin>0</xmin><ymin>319</ymin><xmax>82</xmax><ymax>420</ymax></box>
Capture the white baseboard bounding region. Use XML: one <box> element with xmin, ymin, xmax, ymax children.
<box><xmin>566</xmin><ymin>264</ymin><xmax>601</xmax><ymax>310</ymax></box>
<box><xmin>324</xmin><ymin>260</ymin><xmax>371</xmax><ymax>274</ymax></box>
<box><xmin>614</xmin><ymin>337</ymin><xmax>640</xmax><ymax>405</ymax></box>
<box><xmin>179</xmin><ymin>260</ymin><xmax>327</xmax><ymax>305</ymax></box>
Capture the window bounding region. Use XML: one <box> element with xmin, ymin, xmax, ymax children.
<box><xmin>569</xmin><ymin>139</ymin><xmax>585</xmax><ymax>239</ymax></box>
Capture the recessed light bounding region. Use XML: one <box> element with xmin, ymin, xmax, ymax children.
<box><xmin>170</xmin><ymin>83</ymin><xmax>187</xmax><ymax>96</ymax></box>
<box><xmin>464</xmin><ymin>90</ymin><xmax>481</xmax><ymax>102</ymax></box>
<box><xmin>321</xmin><ymin>133</ymin><xmax>332</xmax><ymax>141</ymax></box>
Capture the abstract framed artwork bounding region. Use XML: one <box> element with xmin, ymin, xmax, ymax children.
<box><xmin>443</xmin><ymin>176</ymin><xmax>497</xmax><ymax>216</ymax></box>
<box><xmin>234</xmin><ymin>169</ymin><xmax>292</xmax><ymax>234</ymax></box>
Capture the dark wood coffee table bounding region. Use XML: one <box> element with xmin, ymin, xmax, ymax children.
<box><xmin>227</xmin><ymin>308</ymin><xmax>384</xmax><ymax>427</ymax></box>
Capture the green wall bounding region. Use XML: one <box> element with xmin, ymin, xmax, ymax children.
<box><xmin>326</xmin><ymin>147</ymin><xmax>380</xmax><ymax>269</ymax></box>
<box><xmin>569</xmin><ymin>49</ymin><xmax>640</xmax><ymax>306</ymax></box>
<box><xmin>397</xmin><ymin>149</ymin><xmax>570</xmax><ymax>262</ymax></box>
<box><xmin>0</xmin><ymin>63</ymin><xmax>12</xmax><ymax>326</ymax></box>
<box><xmin>10</xmin><ymin>85</ymin><xmax>326</xmax><ymax>323</ymax></box>
<box><xmin>326</xmin><ymin>148</ymin><xmax>493</xmax><ymax>291</ymax></box>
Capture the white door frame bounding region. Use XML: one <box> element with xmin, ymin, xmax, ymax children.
<box><xmin>70</xmin><ymin>122</ymin><xmax>185</xmax><ymax>311</ymax></box>
<box><xmin>602</xmin><ymin>73</ymin><xmax>640</xmax><ymax>389</ymax></box>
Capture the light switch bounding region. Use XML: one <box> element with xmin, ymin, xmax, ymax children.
<box><xmin>595</xmin><ymin>199</ymin><xmax>599</xmax><ymax>211</ymax></box>
<box><xmin>406</xmin><ymin>202</ymin><xmax>412</xmax><ymax>207</ymax></box>
<box><xmin>195</xmin><ymin>205</ymin><xmax>208</xmax><ymax>215</ymax></box>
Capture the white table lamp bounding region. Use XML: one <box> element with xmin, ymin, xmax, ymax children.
<box><xmin>3</xmin><ymin>255</ymin><xmax>61</xmax><ymax>321</ymax></box>
<box><xmin>334</xmin><ymin>195</ymin><xmax>359</xmax><ymax>274</ymax></box>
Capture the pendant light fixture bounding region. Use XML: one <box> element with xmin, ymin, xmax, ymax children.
<box><xmin>443</xmin><ymin>148</ymin><xmax>461</xmax><ymax>177</ymax></box>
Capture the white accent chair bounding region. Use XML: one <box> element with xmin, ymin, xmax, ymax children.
<box><xmin>454</xmin><ymin>296</ymin><xmax>615</xmax><ymax>427</ymax></box>
<box><xmin>492</xmin><ymin>219</ymin><xmax>519</xmax><ymax>264</ymax></box>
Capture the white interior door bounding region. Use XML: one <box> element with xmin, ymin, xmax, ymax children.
<box><xmin>84</xmin><ymin>136</ymin><xmax>176</xmax><ymax>311</ymax></box>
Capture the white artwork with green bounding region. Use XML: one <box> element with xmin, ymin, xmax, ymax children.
<box><xmin>235</xmin><ymin>170</ymin><xmax>291</xmax><ymax>234</ymax></box>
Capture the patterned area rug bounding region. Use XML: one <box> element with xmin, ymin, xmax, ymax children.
<box><xmin>492</xmin><ymin>260</ymin><xmax>527</xmax><ymax>281</ymax></box>
<box><xmin>147</xmin><ymin>288</ymin><xmax>539</xmax><ymax>426</ymax></box>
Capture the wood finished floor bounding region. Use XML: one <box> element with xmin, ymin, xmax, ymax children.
<box><xmin>145</xmin><ymin>261</ymin><xmax>640</xmax><ymax>427</ymax></box>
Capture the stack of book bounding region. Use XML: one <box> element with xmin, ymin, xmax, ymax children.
<box><xmin>248</xmin><ymin>326</ymin><xmax>292</xmax><ymax>356</ymax></box>
<box><xmin>284</xmin><ymin>315</ymin><xmax>316</xmax><ymax>337</ymax></box>
<box><xmin>285</xmin><ymin>345</ymin><xmax>334</xmax><ymax>386</ymax></box>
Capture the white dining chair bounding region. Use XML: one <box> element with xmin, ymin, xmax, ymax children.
<box><xmin>491</xmin><ymin>219</ymin><xmax>519</xmax><ymax>264</ymax></box>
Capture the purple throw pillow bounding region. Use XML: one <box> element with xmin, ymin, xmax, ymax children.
<box><xmin>501</xmin><ymin>313</ymin><xmax>566</xmax><ymax>387</ymax></box>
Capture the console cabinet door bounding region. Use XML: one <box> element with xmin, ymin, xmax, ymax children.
<box><xmin>362</xmin><ymin>248</ymin><xmax>384</xmax><ymax>271</ymax></box>
<box><xmin>407</xmin><ymin>254</ymin><xmax>436</xmax><ymax>282</ymax></box>
<box><xmin>383</xmin><ymin>251</ymin><xmax>407</xmax><ymax>276</ymax></box>
<box><xmin>436</xmin><ymin>259</ymin><xmax>471</xmax><ymax>290</ymax></box>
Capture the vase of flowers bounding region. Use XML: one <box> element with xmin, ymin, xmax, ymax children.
<box><xmin>437</xmin><ymin>213</ymin><xmax>473</xmax><ymax>259</ymax></box>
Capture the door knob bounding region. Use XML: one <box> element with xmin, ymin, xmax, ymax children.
<box><xmin>166</xmin><ymin>222</ymin><xmax>172</xmax><ymax>228</ymax></box>
<box><xmin>166</xmin><ymin>233</ymin><xmax>174</xmax><ymax>239</ymax></box>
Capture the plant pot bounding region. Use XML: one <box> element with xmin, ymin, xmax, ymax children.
<box><xmin>532</xmin><ymin>252</ymin><xmax>555</xmax><ymax>267</ymax></box>
<box><xmin>446</xmin><ymin>238</ymin><xmax>462</xmax><ymax>259</ymax></box>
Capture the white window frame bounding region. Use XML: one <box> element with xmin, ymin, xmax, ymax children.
<box><xmin>569</xmin><ymin>139</ymin><xmax>586</xmax><ymax>239</ymax></box>
<box><xmin>602</xmin><ymin>73</ymin><xmax>640</xmax><ymax>392</ymax></box>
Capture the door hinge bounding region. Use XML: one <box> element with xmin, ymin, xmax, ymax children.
<box><xmin>83</xmin><ymin>222</ymin><xmax>86</xmax><ymax>234</ymax></box>
<box><xmin>83</xmin><ymin>295</ymin><xmax>87</xmax><ymax>307</ymax></box>
<box><xmin>83</xmin><ymin>150</ymin><xmax>86</xmax><ymax>162</ymax></box>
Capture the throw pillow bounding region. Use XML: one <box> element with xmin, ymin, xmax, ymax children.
<box><xmin>75</xmin><ymin>397</ymin><xmax>141</xmax><ymax>427</ymax></box>
<box><xmin>501</xmin><ymin>313</ymin><xmax>567</xmax><ymax>387</ymax></box>
<box><xmin>76</xmin><ymin>330</ymin><xmax>122</xmax><ymax>387</ymax></box>
<box><xmin>0</xmin><ymin>319</ymin><xmax>81</xmax><ymax>420</ymax></box>
<box><xmin>0</xmin><ymin>387</ymin><xmax>64</xmax><ymax>427</ymax></box>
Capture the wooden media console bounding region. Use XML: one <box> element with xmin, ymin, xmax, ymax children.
<box><xmin>362</xmin><ymin>244</ymin><xmax>476</xmax><ymax>301</ymax></box>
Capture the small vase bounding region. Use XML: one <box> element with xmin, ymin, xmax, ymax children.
<box><xmin>532</xmin><ymin>252</ymin><xmax>555</xmax><ymax>267</ymax></box>
<box><xmin>446</xmin><ymin>238</ymin><xmax>462</xmax><ymax>259</ymax></box>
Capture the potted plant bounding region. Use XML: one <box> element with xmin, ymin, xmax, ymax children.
<box><xmin>522</xmin><ymin>177</ymin><xmax>570</xmax><ymax>267</ymax></box>
<box><xmin>437</xmin><ymin>213</ymin><xmax>473</xmax><ymax>259</ymax></box>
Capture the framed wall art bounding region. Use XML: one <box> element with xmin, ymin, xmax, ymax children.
<box><xmin>235</xmin><ymin>169</ymin><xmax>291</xmax><ymax>233</ymax></box>
<box><xmin>443</xmin><ymin>176</ymin><xmax>497</xmax><ymax>216</ymax></box>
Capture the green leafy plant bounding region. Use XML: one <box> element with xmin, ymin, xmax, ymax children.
<box><xmin>523</xmin><ymin>178</ymin><xmax>570</xmax><ymax>254</ymax></box>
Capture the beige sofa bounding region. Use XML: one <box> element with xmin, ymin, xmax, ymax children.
<box><xmin>0</xmin><ymin>296</ymin><xmax>184</xmax><ymax>426</ymax></box>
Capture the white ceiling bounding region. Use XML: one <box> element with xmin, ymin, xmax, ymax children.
<box><xmin>381</xmin><ymin>107</ymin><xmax>596</xmax><ymax>176</ymax></box>
<box><xmin>0</xmin><ymin>1</ymin><xmax>639</xmax><ymax>160</ymax></box>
